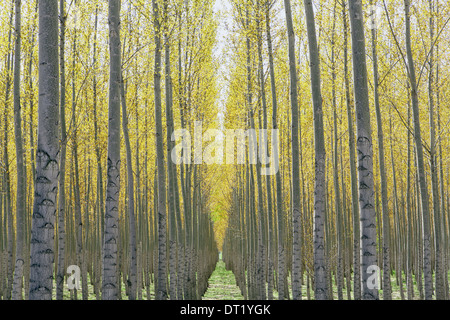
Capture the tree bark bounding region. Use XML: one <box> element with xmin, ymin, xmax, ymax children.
<box><xmin>3</xmin><ymin>1</ymin><xmax>14</xmax><ymax>300</ymax></box>
<box><xmin>91</xmin><ymin>4</ymin><xmax>103</xmax><ymax>300</ymax></box>
<box><xmin>348</xmin><ymin>0</ymin><xmax>378</xmax><ymax>300</ymax></box>
<box><xmin>303</xmin><ymin>0</ymin><xmax>328</xmax><ymax>300</ymax></box>
<box><xmin>12</xmin><ymin>0</ymin><xmax>26</xmax><ymax>300</ymax></box>
<box><xmin>56</xmin><ymin>0</ymin><xmax>67</xmax><ymax>301</ymax></box>
<box><xmin>283</xmin><ymin>0</ymin><xmax>302</xmax><ymax>300</ymax></box>
<box><xmin>29</xmin><ymin>0</ymin><xmax>60</xmax><ymax>300</ymax></box>
<box><xmin>265</xmin><ymin>1</ymin><xmax>285</xmax><ymax>300</ymax></box>
<box><xmin>428</xmin><ymin>0</ymin><xmax>444</xmax><ymax>300</ymax></box>
<box><xmin>70</xmin><ymin>6</ymin><xmax>86</xmax><ymax>298</ymax></box>
<box><xmin>120</xmin><ymin>72</ymin><xmax>137</xmax><ymax>300</ymax></box>
<box><xmin>330</xmin><ymin>1</ymin><xmax>344</xmax><ymax>301</ymax></box>
<box><xmin>255</xmin><ymin>0</ymin><xmax>267</xmax><ymax>300</ymax></box>
<box><xmin>404</xmin><ymin>0</ymin><xmax>433</xmax><ymax>300</ymax></box>
<box><xmin>153</xmin><ymin>0</ymin><xmax>168</xmax><ymax>300</ymax></box>
<box><xmin>102</xmin><ymin>0</ymin><xmax>121</xmax><ymax>300</ymax></box>
<box><xmin>163</xmin><ymin>0</ymin><xmax>178</xmax><ymax>300</ymax></box>
<box><xmin>369</xmin><ymin>1</ymin><xmax>391</xmax><ymax>300</ymax></box>
<box><xmin>342</xmin><ymin>1</ymin><xmax>361</xmax><ymax>300</ymax></box>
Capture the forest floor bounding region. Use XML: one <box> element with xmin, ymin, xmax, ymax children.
<box><xmin>202</xmin><ymin>260</ymin><xmax>426</xmax><ymax>300</ymax></box>
<box><xmin>202</xmin><ymin>260</ymin><xmax>244</xmax><ymax>299</ymax></box>
<box><xmin>53</xmin><ymin>259</ymin><xmax>429</xmax><ymax>300</ymax></box>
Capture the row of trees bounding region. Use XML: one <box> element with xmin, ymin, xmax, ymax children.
<box><xmin>223</xmin><ymin>0</ymin><xmax>450</xmax><ymax>300</ymax></box>
<box><xmin>1</xmin><ymin>0</ymin><xmax>449</xmax><ymax>301</ymax></box>
<box><xmin>0</xmin><ymin>0</ymin><xmax>219</xmax><ymax>299</ymax></box>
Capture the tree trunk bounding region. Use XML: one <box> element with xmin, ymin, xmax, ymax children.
<box><xmin>163</xmin><ymin>0</ymin><xmax>178</xmax><ymax>300</ymax></box>
<box><xmin>255</xmin><ymin>0</ymin><xmax>267</xmax><ymax>300</ymax></box>
<box><xmin>153</xmin><ymin>0</ymin><xmax>168</xmax><ymax>300</ymax></box>
<box><xmin>404</xmin><ymin>0</ymin><xmax>433</xmax><ymax>300</ymax></box>
<box><xmin>56</xmin><ymin>0</ymin><xmax>67</xmax><ymax>301</ymax></box>
<box><xmin>283</xmin><ymin>0</ymin><xmax>302</xmax><ymax>300</ymax></box>
<box><xmin>29</xmin><ymin>0</ymin><xmax>60</xmax><ymax>300</ymax></box>
<box><xmin>436</xmin><ymin>30</ymin><xmax>448</xmax><ymax>299</ymax></box>
<box><xmin>265</xmin><ymin>1</ymin><xmax>285</xmax><ymax>300</ymax></box>
<box><xmin>102</xmin><ymin>0</ymin><xmax>121</xmax><ymax>300</ymax></box>
<box><xmin>369</xmin><ymin>1</ymin><xmax>391</xmax><ymax>300</ymax></box>
<box><xmin>348</xmin><ymin>0</ymin><xmax>378</xmax><ymax>300</ymax></box>
<box><xmin>342</xmin><ymin>1</ymin><xmax>361</xmax><ymax>300</ymax></box>
<box><xmin>303</xmin><ymin>0</ymin><xmax>328</xmax><ymax>300</ymax></box>
<box><xmin>91</xmin><ymin>4</ymin><xmax>103</xmax><ymax>301</ymax></box>
<box><xmin>406</xmin><ymin>91</ymin><xmax>414</xmax><ymax>300</ymax></box>
<box><xmin>12</xmin><ymin>0</ymin><xmax>25</xmax><ymax>300</ymax></box>
<box><xmin>428</xmin><ymin>0</ymin><xmax>444</xmax><ymax>300</ymax></box>
<box><xmin>3</xmin><ymin>1</ymin><xmax>15</xmax><ymax>301</ymax></box>
<box><xmin>70</xmin><ymin>7</ymin><xmax>86</xmax><ymax>299</ymax></box>
<box><xmin>120</xmin><ymin>72</ymin><xmax>137</xmax><ymax>300</ymax></box>
<box><xmin>330</xmin><ymin>2</ymin><xmax>344</xmax><ymax>301</ymax></box>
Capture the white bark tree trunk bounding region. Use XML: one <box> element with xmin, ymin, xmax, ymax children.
<box><xmin>348</xmin><ymin>0</ymin><xmax>379</xmax><ymax>300</ymax></box>
<box><xmin>283</xmin><ymin>0</ymin><xmax>302</xmax><ymax>300</ymax></box>
<box><xmin>404</xmin><ymin>0</ymin><xmax>433</xmax><ymax>300</ymax></box>
<box><xmin>29</xmin><ymin>0</ymin><xmax>60</xmax><ymax>300</ymax></box>
<box><xmin>303</xmin><ymin>0</ymin><xmax>328</xmax><ymax>300</ymax></box>
<box><xmin>12</xmin><ymin>0</ymin><xmax>25</xmax><ymax>300</ymax></box>
<box><xmin>153</xmin><ymin>0</ymin><xmax>168</xmax><ymax>300</ymax></box>
<box><xmin>102</xmin><ymin>0</ymin><xmax>121</xmax><ymax>300</ymax></box>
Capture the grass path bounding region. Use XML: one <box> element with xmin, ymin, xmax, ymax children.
<box><xmin>202</xmin><ymin>260</ymin><xmax>244</xmax><ymax>300</ymax></box>
<box><xmin>201</xmin><ymin>259</ymin><xmax>425</xmax><ymax>300</ymax></box>
<box><xmin>53</xmin><ymin>257</ymin><xmax>429</xmax><ymax>300</ymax></box>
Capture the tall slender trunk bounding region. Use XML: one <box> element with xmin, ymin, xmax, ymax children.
<box><xmin>404</xmin><ymin>0</ymin><xmax>433</xmax><ymax>300</ymax></box>
<box><xmin>12</xmin><ymin>0</ymin><xmax>25</xmax><ymax>300</ymax></box>
<box><xmin>173</xmin><ymin>15</ymin><xmax>184</xmax><ymax>297</ymax></box>
<box><xmin>436</xmin><ymin>25</ymin><xmax>448</xmax><ymax>299</ymax></box>
<box><xmin>258</xmin><ymin>0</ymin><xmax>274</xmax><ymax>300</ymax></box>
<box><xmin>369</xmin><ymin>1</ymin><xmax>391</xmax><ymax>300</ymax></box>
<box><xmin>25</xmin><ymin>4</ymin><xmax>38</xmax><ymax>299</ymax></box>
<box><xmin>244</xmin><ymin>2</ymin><xmax>256</xmax><ymax>299</ymax></box>
<box><xmin>330</xmin><ymin>1</ymin><xmax>344</xmax><ymax>301</ymax></box>
<box><xmin>56</xmin><ymin>0</ymin><xmax>67</xmax><ymax>300</ymax></box>
<box><xmin>102</xmin><ymin>0</ymin><xmax>121</xmax><ymax>300</ymax></box>
<box><xmin>176</xmin><ymin>9</ymin><xmax>186</xmax><ymax>299</ymax></box>
<box><xmin>120</xmin><ymin>72</ymin><xmax>137</xmax><ymax>300</ymax></box>
<box><xmin>3</xmin><ymin>1</ymin><xmax>14</xmax><ymax>300</ymax></box>
<box><xmin>406</xmin><ymin>92</ymin><xmax>414</xmax><ymax>300</ymax></box>
<box><xmin>265</xmin><ymin>1</ymin><xmax>285</xmax><ymax>300</ymax></box>
<box><xmin>303</xmin><ymin>0</ymin><xmax>328</xmax><ymax>300</ymax></box>
<box><xmin>255</xmin><ymin>0</ymin><xmax>267</xmax><ymax>300</ymax></box>
<box><xmin>29</xmin><ymin>0</ymin><xmax>60</xmax><ymax>300</ymax></box>
<box><xmin>27</xmin><ymin>1</ymin><xmax>38</xmax><ymax>189</ymax></box>
<box><xmin>91</xmin><ymin>5</ymin><xmax>103</xmax><ymax>300</ymax></box>
<box><xmin>348</xmin><ymin>0</ymin><xmax>378</xmax><ymax>300</ymax></box>
<box><xmin>70</xmin><ymin>7</ymin><xmax>85</xmax><ymax>299</ymax></box>
<box><xmin>283</xmin><ymin>0</ymin><xmax>302</xmax><ymax>300</ymax></box>
<box><xmin>153</xmin><ymin>0</ymin><xmax>168</xmax><ymax>300</ymax></box>
<box><xmin>0</xmin><ymin>158</ymin><xmax>3</xmax><ymax>299</ymax></box>
<box><xmin>389</xmin><ymin>117</ymin><xmax>404</xmax><ymax>299</ymax></box>
<box><xmin>428</xmin><ymin>0</ymin><xmax>444</xmax><ymax>300</ymax></box>
<box><xmin>342</xmin><ymin>1</ymin><xmax>361</xmax><ymax>300</ymax></box>
<box><xmin>163</xmin><ymin>0</ymin><xmax>178</xmax><ymax>300</ymax></box>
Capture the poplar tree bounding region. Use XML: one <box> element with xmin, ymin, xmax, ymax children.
<box><xmin>153</xmin><ymin>0</ymin><xmax>168</xmax><ymax>300</ymax></box>
<box><xmin>303</xmin><ymin>0</ymin><xmax>328</xmax><ymax>300</ymax></box>
<box><xmin>29</xmin><ymin>0</ymin><xmax>60</xmax><ymax>300</ymax></box>
<box><xmin>348</xmin><ymin>0</ymin><xmax>378</xmax><ymax>300</ymax></box>
<box><xmin>102</xmin><ymin>0</ymin><xmax>122</xmax><ymax>300</ymax></box>
<box><xmin>283</xmin><ymin>0</ymin><xmax>302</xmax><ymax>300</ymax></box>
<box><xmin>12</xmin><ymin>0</ymin><xmax>25</xmax><ymax>300</ymax></box>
